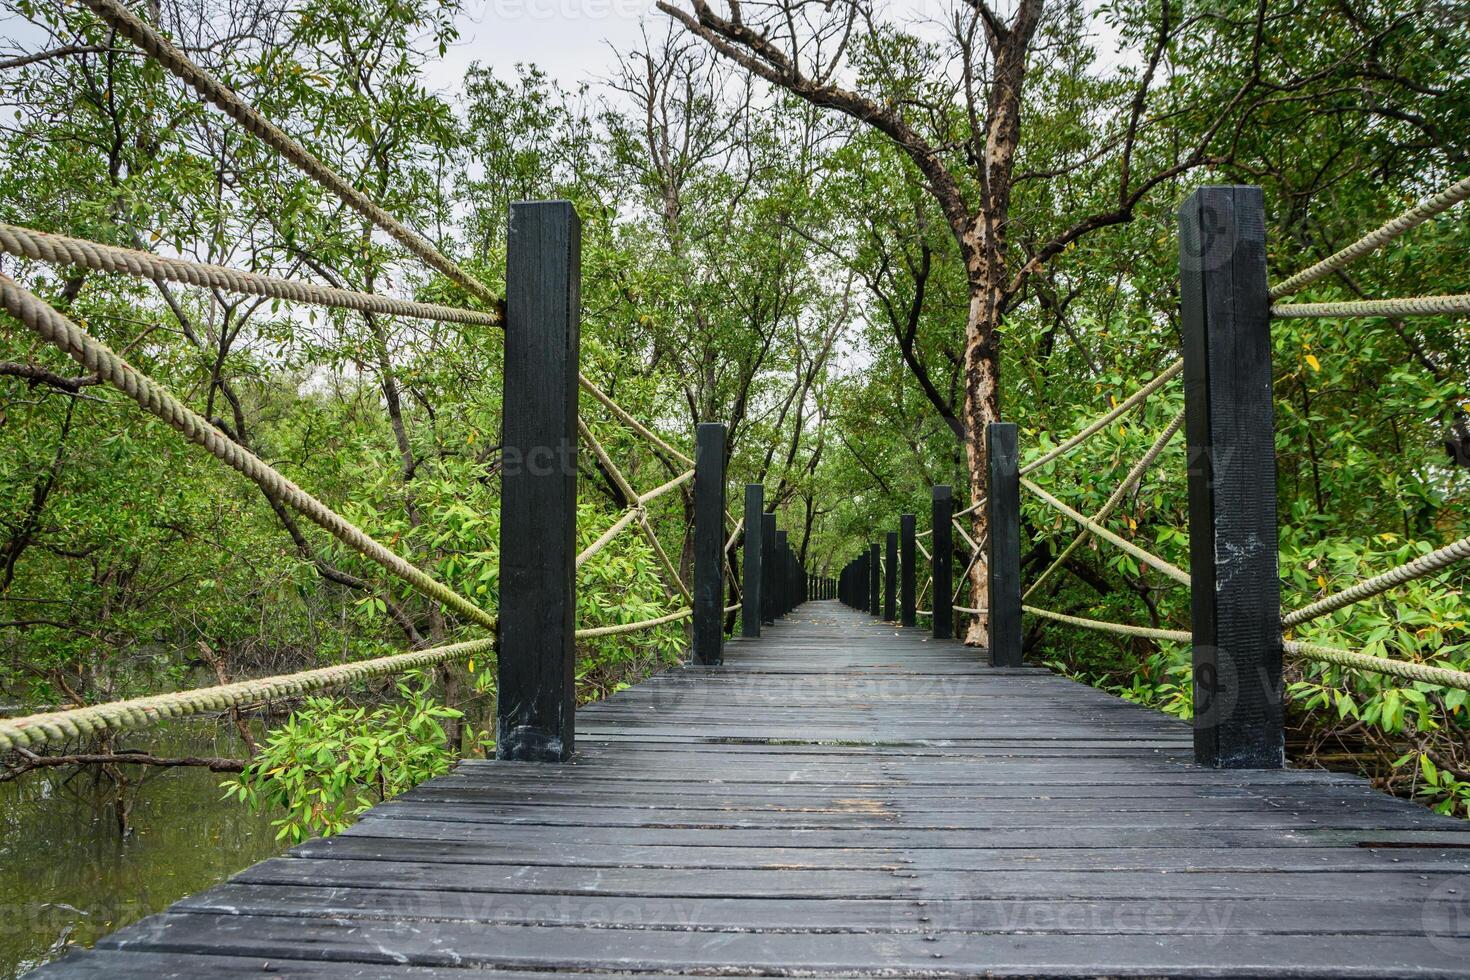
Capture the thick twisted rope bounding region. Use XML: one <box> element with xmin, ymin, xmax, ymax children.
<box><xmin>575</xmin><ymin>608</ymin><xmax>691</xmax><ymax>638</ymax></box>
<box><xmin>1021</xmin><ymin>359</ymin><xmax>1183</xmax><ymax>476</ymax></box>
<box><xmin>82</xmin><ymin>0</ymin><xmax>695</xmax><ymax>473</ymax></box>
<box><xmin>1021</xmin><ymin>476</ymin><xmax>1192</xmax><ymax>587</ymax></box>
<box><xmin>952</xmin><ymin>517</ymin><xmax>980</xmax><ymax>556</ymax></box>
<box><xmin>1269</xmin><ymin>175</ymin><xmax>1470</xmax><ymax>301</ymax></box>
<box><xmin>81</xmin><ymin>0</ymin><xmax>498</xmax><ymax>307</ymax></box>
<box><xmin>1287</xmin><ymin>640</ymin><xmax>1470</xmax><ymax>693</ymax></box>
<box><xmin>953</xmin><ymin>498</ymin><xmax>985</xmax><ymax>520</ymax></box>
<box><xmin>1282</xmin><ymin>533</ymin><xmax>1470</xmax><ymax>628</ymax></box>
<box><xmin>0</xmin><ymin>274</ymin><xmax>497</xmax><ymax>631</ymax></box>
<box><xmin>579</xmin><ymin>375</ymin><xmax>693</xmax><ymax>466</ymax></box>
<box><xmin>1024</xmin><ymin>605</ymin><xmax>1191</xmax><ymax>643</ymax></box>
<box><xmin>577</xmin><ymin>417</ymin><xmax>691</xmax><ymax>602</ymax></box>
<box><xmin>575</xmin><ymin>468</ymin><xmax>694</xmax><ymax>570</ymax></box>
<box><xmin>0</xmin><ymin>224</ymin><xmax>501</xmax><ymax>327</ymax></box>
<box><xmin>1024</xmin><ymin>408</ymin><xmax>1187</xmax><ymax>601</ymax></box>
<box><xmin>0</xmin><ymin>637</ymin><xmax>494</xmax><ymax>753</ymax></box>
<box><xmin>1271</xmin><ymin>294</ymin><xmax>1470</xmax><ymax>319</ymax></box>
<box><xmin>954</xmin><ymin>605</ymin><xmax>985</xmax><ymax>615</ymax></box>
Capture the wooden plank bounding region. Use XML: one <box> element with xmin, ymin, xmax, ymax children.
<box><xmin>85</xmin><ymin>912</ymin><xmax>1470</xmax><ymax>976</ymax></box>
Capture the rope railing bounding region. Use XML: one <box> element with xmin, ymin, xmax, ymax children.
<box><xmin>1024</xmin><ymin>605</ymin><xmax>1191</xmax><ymax>643</ymax></box>
<box><xmin>0</xmin><ymin>0</ymin><xmax>743</xmax><ymax>775</ymax></box>
<box><xmin>0</xmin><ymin>273</ymin><xmax>498</xmax><ymax>632</ymax></box>
<box><xmin>80</xmin><ymin>0</ymin><xmax>499</xmax><ymax>308</ymax></box>
<box><xmin>1009</xmin><ymin>360</ymin><xmax>1190</xmax><ymax>650</ymax></box>
<box><xmin>578</xmin><ymin>376</ymin><xmax>694</xmax><ymax>467</ymax></box>
<box><xmin>0</xmin><ymin>637</ymin><xmax>495</xmax><ymax>753</ymax></box>
<box><xmin>1021</xmin><ymin>477</ymin><xmax>1191</xmax><ymax>587</ymax></box>
<box><xmin>1020</xmin><ymin>359</ymin><xmax>1183</xmax><ymax>476</ymax></box>
<box><xmin>1268</xmin><ymin>174</ymin><xmax>1470</xmax><ymax>300</ymax></box>
<box><xmin>0</xmin><ymin>223</ymin><xmax>502</xmax><ymax>327</ymax></box>
<box><xmin>1024</xmin><ymin>408</ymin><xmax>1187</xmax><ymax>602</ymax></box>
<box><xmin>577</xmin><ymin>417</ymin><xmax>692</xmax><ymax>604</ymax></box>
<box><xmin>1282</xmin><ymin>533</ymin><xmax>1470</xmax><ymax>628</ymax></box>
<box><xmin>1287</xmin><ymin>639</ymin><xmax>1470</xmax><ymax>693</ymax></box>
<box><xmin>575</xmin><ymin>608</ymin><xmax>693</xmax><ymax>639</ymax></box>
<box><xmin>1259</xmin><ymin>175</ymin><xmax>1470</xmax><ymax>696</ymax></box>
<box><xmin>1271</xmin><ymin>294</ymin><xmax>1470</xmax><ymax>319</ymax></box>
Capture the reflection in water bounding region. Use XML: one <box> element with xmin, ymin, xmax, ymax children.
<box><xmin>0</xmin><ymin>723</ymin><xmax>285</xmax><ymax>978</ymax></box>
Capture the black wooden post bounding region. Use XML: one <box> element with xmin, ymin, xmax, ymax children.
<box><xmin>868</xmin><ymin>543</ymin><xmax>881</xmax><ymax>617</ymax></box>
<box><xmin>884</xmin><ymin>531</ymin><xmax>898</xmax><ymax>621</ymax></box>
<box><xmin>770</xmin><ymin>511</ymin><xmax>782</xmax><ymax>625</ymax></box>
<box><xmin>775</xmin><ymin>529</ymin><xmax>788</xmax><ymax>617</ymax></box>
<box><xmin>742</xmin><ymin>485</ymin><xmax>763</xmax><ymax>638</ymax></box>
<box><xmin>900</xmin><ymin>514</ymin><xmax>916</xmax><ymax>627</ymax></box>
<box><xmin>932</xmin><ymin>485</ymin><xmax>953</xmax><ymax>640</ymax></box>
<box><xmin>856</xmin><ymin>552</ymin><xmax>867</xmax><ymax>611</ymax></box>
<box><xmin>1179</xmin><ymin>185</ymin><xmax>1283</xmax><ymax>769</ymax></box>
<box><xmin>498</xmin><ymin>200</ymin><xmax>579</xmax><ymax>763</ymax></box>
<box><xmin>987</xmin><ymin>422</ymin><xmax>1023</xmax><ymax>666</ymax></box>
<box><xmin>692</xmin><ymin>423</ymin><xmax>726</xmax><ymax>665</ymax></box>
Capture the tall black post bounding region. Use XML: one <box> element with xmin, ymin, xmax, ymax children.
<box><xmin>498</xmin><ymin>201</ymin><xmax>579</xmax><ymax>762</ymax></box>
<box><xmin>775</xmin><ymin>529</ymin><xmax>788</xmax><ymax>617</ymax></box>
<box><xmin>742</xmin><ymin>485</ymin><xmax>763</xmax><ymax>638</ymax></box>
<box><xmin>770</xmin><ymin>517</ymin><xmax>782</xmax><ymax>625</ymax></box>
<box><xmin>856</xmin><ymin>552</ymin><xmax>868</xmax><ymax>611</ymax></box>
<box><xmin>884</xmin><ymin>531</ymin><xmax>898</xmax><ymax>621</ymax></box>
<box><xmin>868</xmin><ymin>543</ymin><xmax>881</xmax><ymax>617</ymax></box>
<box><xmin>1179</xmin><ymin>185</ymin><xmax>1283</xmax><ymax>769</ymax></box>
<box><xmin>987</xmin><ymin>422</ymin><xmax>1023</xmax><ymax>666</ymax></box>
<box><xmin>692</xmin><ymin>423</ymin><xmax>726</xmax><ymax>665</ymax></box>
<box><xmin>900</xmin><ymin>514</ymin><xmax>916</xmax><ymax>627</ymax></box>
<box><xmin>932</xmin><ymin>485</ymin><xmax>953</xmax><ymax>640</ymax></box>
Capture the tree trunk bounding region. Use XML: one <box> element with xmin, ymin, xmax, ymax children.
<box><xmin>959</xmin><ymin>275</ymin><xmax>1003</xmax><ymax>645</ymax></box>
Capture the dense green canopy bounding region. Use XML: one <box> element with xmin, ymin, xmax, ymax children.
<box><xmin>0</xmin><ymin>0</ymin><xmax>1466</xmax><ymax>830</ymax></box>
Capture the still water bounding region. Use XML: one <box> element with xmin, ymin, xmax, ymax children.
<box><xmin>0</xmin><ymin>724</ymin><xmax>286</xmax><ymax>978</ymax></box>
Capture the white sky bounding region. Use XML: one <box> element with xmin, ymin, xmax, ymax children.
<box><xmin>428</xmin><ymin>0</ymin><xmax>1128</xmax><ymax>95</ymax></box>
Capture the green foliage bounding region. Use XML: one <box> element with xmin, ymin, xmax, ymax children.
<box><xmin>224</xmin><ymin>673</ymin><xmax>461</xmax><ymax>842</ymax></box>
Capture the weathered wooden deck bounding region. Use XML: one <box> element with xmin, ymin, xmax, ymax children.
<box><xmin>33</xmin><ymin>602</ymin><xmax>1470</xmax><ymax>977</ymax></box>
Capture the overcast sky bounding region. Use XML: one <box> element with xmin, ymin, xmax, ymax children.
<box><xmin>424</xmin><ymin>0</ymin><xmax>1125</xmax><ymax>96</ymax></box>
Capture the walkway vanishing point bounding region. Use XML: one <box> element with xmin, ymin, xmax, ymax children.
<box><xmin>32</xmin><ymin>602</ymin><xmax>1470</xmax><ymax>978</ymax></box>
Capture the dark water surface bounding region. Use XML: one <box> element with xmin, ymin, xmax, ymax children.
<box><xmin>0</xmin><ymin>724</ymin><xmax>285</xmax><ymax>978</ymax></box>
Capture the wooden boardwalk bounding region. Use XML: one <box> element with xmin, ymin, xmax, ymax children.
<box><xmin>34</xmin><ymin>602</ymin><xmax>1470</xmax><ymax>977</ymax></box>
